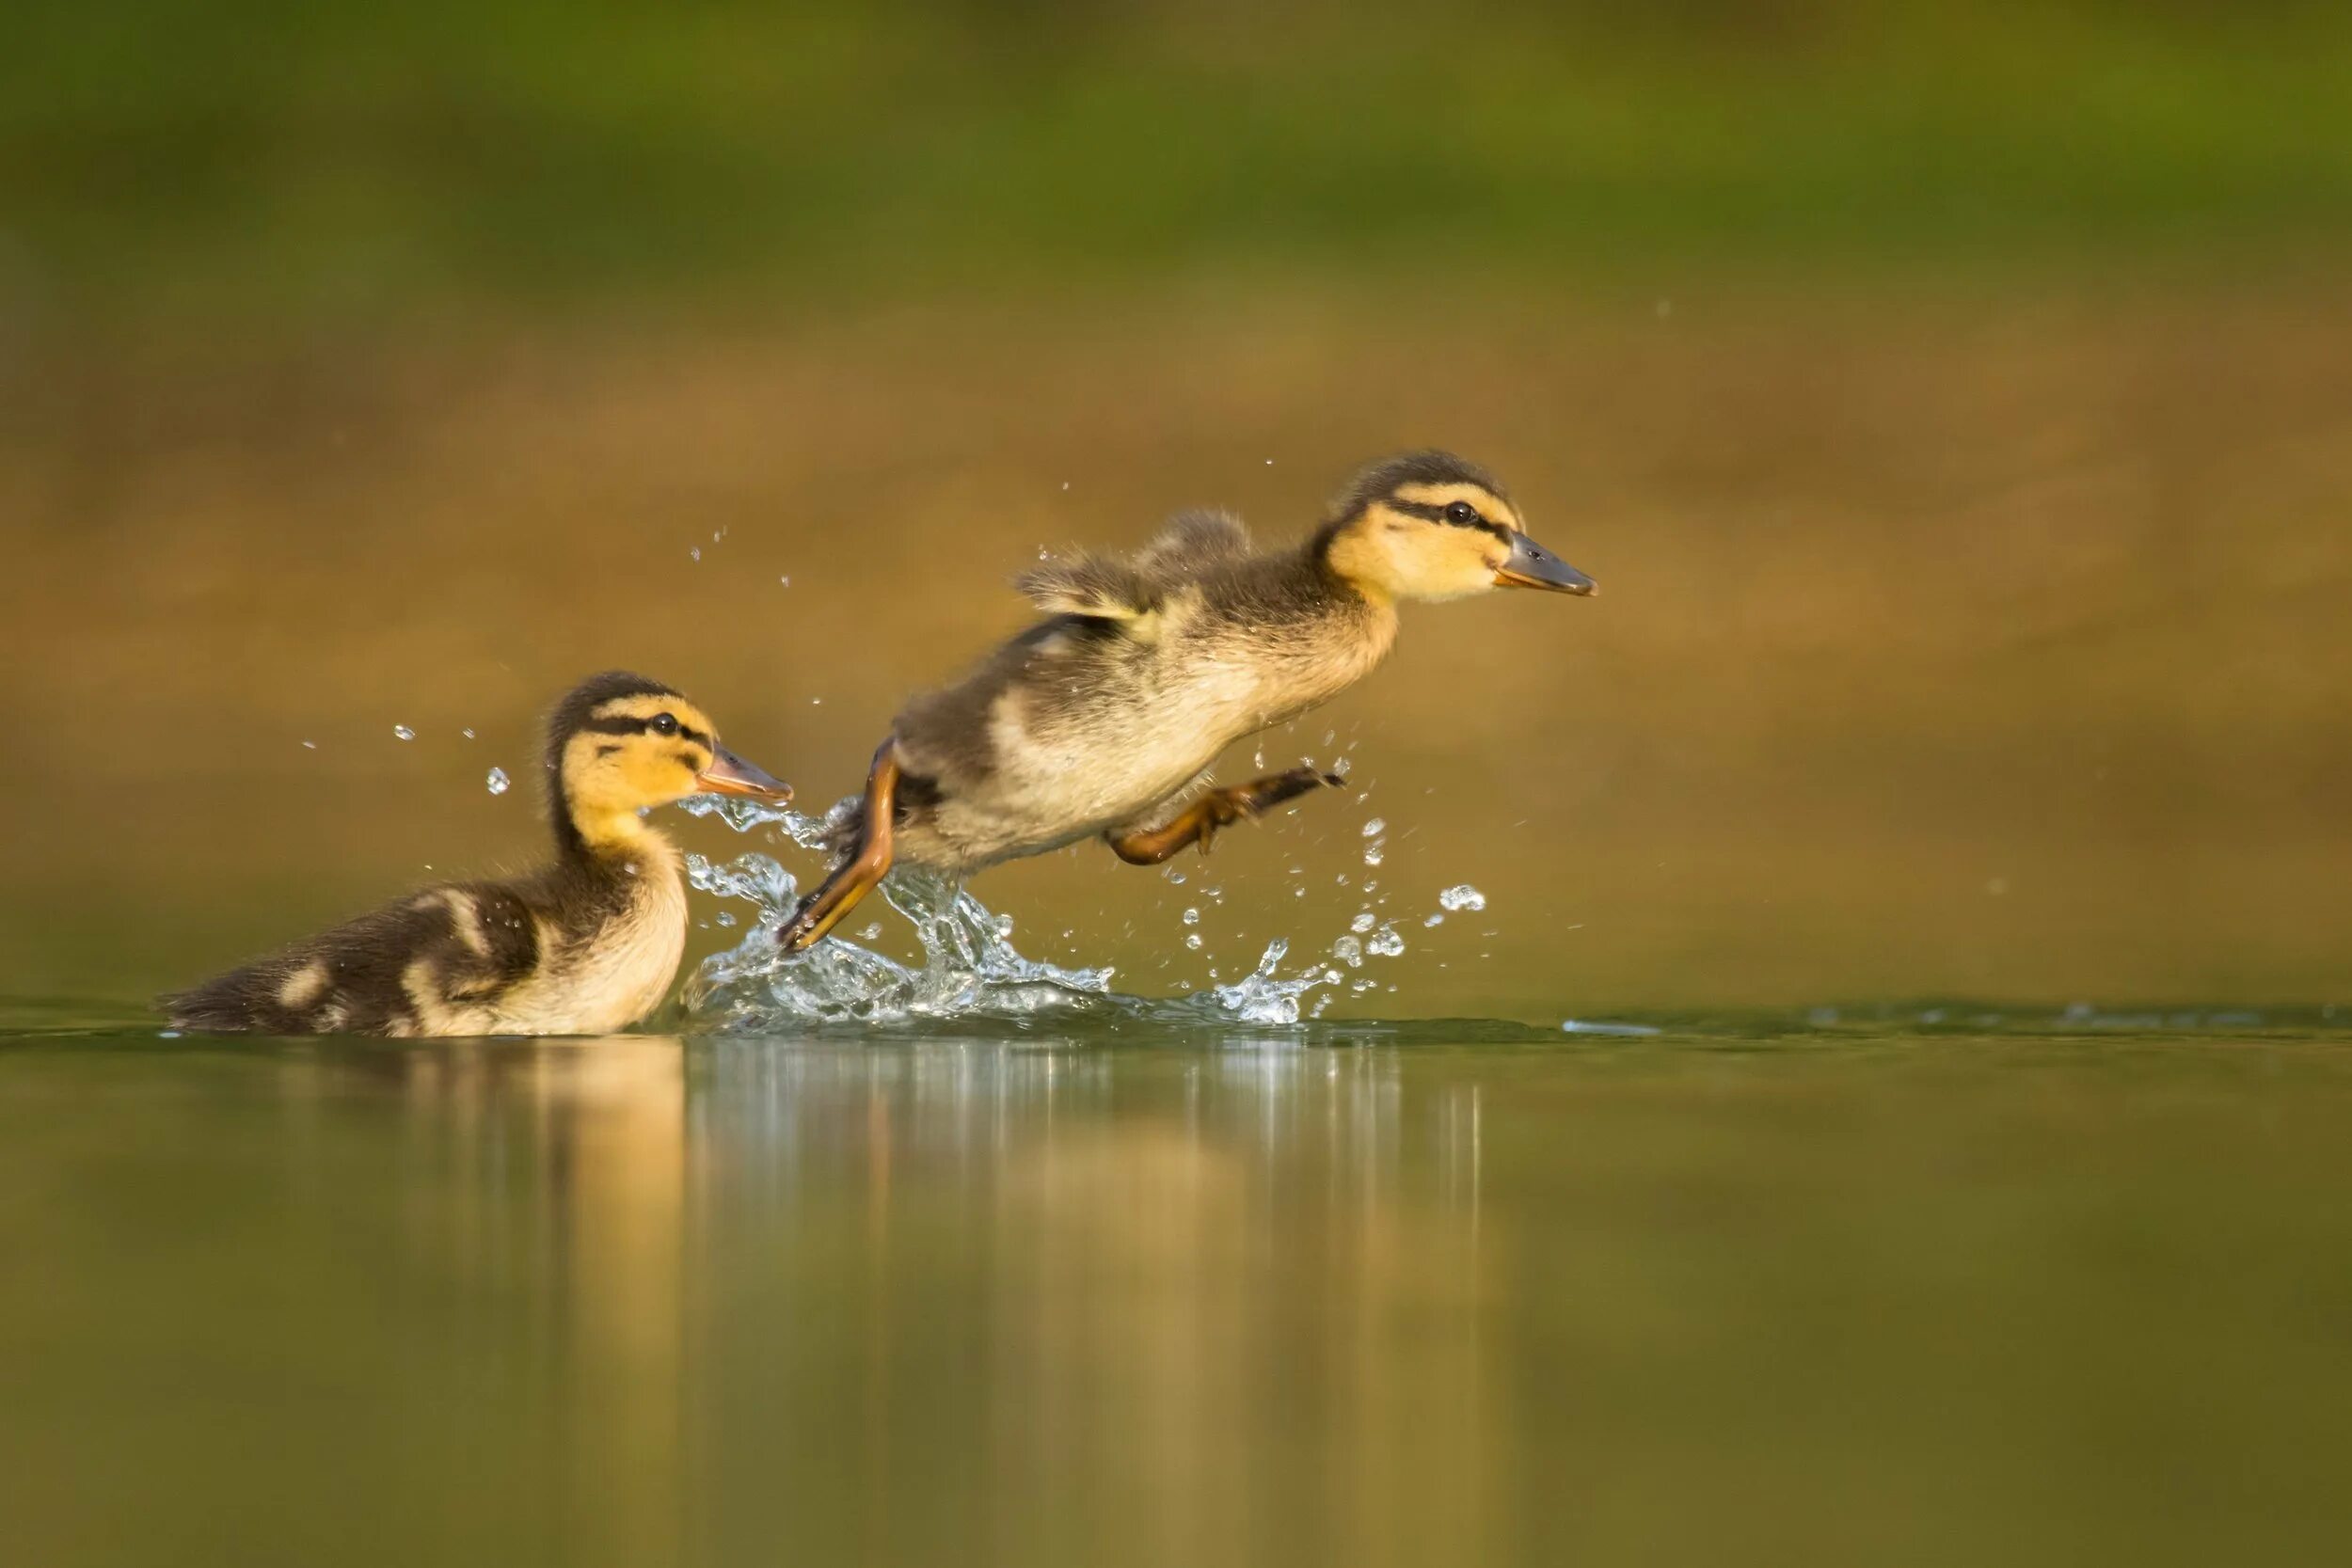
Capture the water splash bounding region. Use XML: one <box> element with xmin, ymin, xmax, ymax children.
<box><xmin>677</xmin><ymin>795</ymin><xmax>1117</xmax><ymax>1027</ymax></box>
<box><xmin>673</xmin><ymin>792</ymin><xmax>1417</xmax><ymax>1031</ymax></box>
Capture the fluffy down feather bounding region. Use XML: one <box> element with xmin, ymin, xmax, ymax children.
<box><xmin>1013</xmin><ymin>508</ymin><xmax>1251</xmax><ymax>625</ymax></box>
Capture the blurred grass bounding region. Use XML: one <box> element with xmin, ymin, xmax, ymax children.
<box><xmin>6</xmin><ymin>1</ymin><xmax>2352</xmax><ymax>323</ymax></box>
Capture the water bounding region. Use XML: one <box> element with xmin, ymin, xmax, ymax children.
<box><xmin>3</xmin><ymin>1008</ymin><xmax>2350</xmax><ymax>1567</ymax></box>
<box><xmin>674</xmin><ymin>795</ymin><xmax>1461</xmax><ymax>1029</ymax></box>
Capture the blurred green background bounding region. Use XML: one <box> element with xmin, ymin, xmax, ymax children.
<box><xmin>4</xmin><ymin>0</ymin><xmax>2349</xmax><ymax>1016</ymax></box>
<box><xmin>10</xmin><ymin>0</ymin><xmax>2352</xmax><ymax>310</ymax></box>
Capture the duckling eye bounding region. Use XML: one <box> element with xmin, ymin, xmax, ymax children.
<box><xmin>649</xmin><ymin>713</ymin><xmax>680</xmax><ymax>736</ymax></box>
<box><xmin>1444</xmin><ymin>500</ymin><xmax>1480</xmax><ymax>526</ymax></box>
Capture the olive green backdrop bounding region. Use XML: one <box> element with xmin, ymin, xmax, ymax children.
<box><xmin>5</xmin><ymin>0</ymin><xmax>2348</xmax><ymax>1016</ymax></box>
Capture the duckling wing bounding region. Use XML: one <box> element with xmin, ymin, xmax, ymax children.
<box><xmin>161</xmin><ymin>883</ymin><xmax>542</xmax><ymax>1036</ymax></box>
<box><xmin>429</xmin><ymin>884</ymin><xmax>543</xmax><ymax>1002</ymax></box>
<box><xmin>1134</xmin><ymin>508</ymin><xmax>1250</xmax><ymax>578</ymax></box>
<box><xmin>1012</xmin><ymin>510</ymin><xmax>1248</xmax><ymax>630</ymax></box>
<box><xmin>1013</xmin><ymin>553</ymin><xmax>1162</xmax><ymax>625</ymax></box>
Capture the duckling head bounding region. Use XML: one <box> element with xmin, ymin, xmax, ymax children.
<box><xmin>1319</xmin><ymin>451</ymin><xmax>1596</xmax><ymax>605</ymax></box>
<box><xmin>546</xmin><ymin>672</ymin><xmax>791</xmax><ymax>850</ymax></box>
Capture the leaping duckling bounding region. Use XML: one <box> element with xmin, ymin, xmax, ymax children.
<box><xmin>164</xmin><ymin>672</ymin><xmax>790</xmax><ymax>1036</ymax></box>
<box><xmin>777</xmin><ymin>450</ymin><xmax>1595</xmax><ymax>950</ymax></box>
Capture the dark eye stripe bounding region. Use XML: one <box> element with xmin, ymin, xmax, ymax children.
<box><xmin>582</xmin><ymin>713</ymin><xmax>715</xmax><ymax>745</ymax></box>
<box><xmin>576</xmin><ymin>714</ymin><xmax>706</xmax><ymax>747</ymax></box>
<box><xmin>1389</xmin><ymin>499</ymin><xmax>1512</xmax><ymax>543</ymax></box>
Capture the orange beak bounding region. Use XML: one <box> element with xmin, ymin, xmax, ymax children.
<box><xmin>697</xmin><ymin>745</ymin><xmax>792</xmax><ymax>801</ymax></box>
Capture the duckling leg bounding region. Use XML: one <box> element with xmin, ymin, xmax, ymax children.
<box><xmin>777</xmin><ymin>740</ymin><xmax>902</xmax><ymax>952</ymax></box>
<box><xmin>1106</xmin><ymin>767</ymin><xmax>1344</xmax><ymax>865</ymax></box>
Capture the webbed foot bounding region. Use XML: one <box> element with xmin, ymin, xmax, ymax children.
<box><xmin>777</xmin><ymin>740</ymin><xmax>901</xmax><ymax>952</ymax></box>
<box><xmin>1105</xmin><ymin>767</ymin><xmax>1346</xmax><ymax>865</ymax></box>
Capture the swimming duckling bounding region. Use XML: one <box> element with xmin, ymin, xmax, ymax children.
<box><xmin>777</xmin><ymin>450</ymin><xmax>1595</xmax><ymax>950</ymax></box>
<box><xmin>164</xmin><ymin>672</ymin><xmax>790</xmax><ymax>1036</ymax></box>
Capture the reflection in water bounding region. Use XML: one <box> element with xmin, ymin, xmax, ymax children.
<box><xmin>288</xmin><ymin>1036</ymin><xmax>1497</xmax><ymax>1567</ymax></box>
<box><xmin>291</xmin><ymin>1038</ymin><xmax>691</xmax><ymax>1565</ymax></box>
<box><xmin>12</xmin><ymin>1033</ymin><xmax>2352</xmax><ymax>1564</ymax></box>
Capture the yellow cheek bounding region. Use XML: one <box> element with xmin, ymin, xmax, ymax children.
<box><xmin>628</xmin><ymin>748</ymin><xmax>694</xmax><ymax>799</ymax></box>
<box><xmin>1394</xmin><ymin>531</ymin><xmax>1500</xmax><ymax>596</ymax></box>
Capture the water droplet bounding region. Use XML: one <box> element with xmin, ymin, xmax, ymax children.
<box><xmin>689</xmin><ymin>546</ymin><xmax>702</xmax><ymax>562</ymax></box>
<box><xmin>1182</xmin><ymin>908</ymin><xmax>1200</xmax><ymax>926</ymax></box>
<box><xmin>460</xmin><ymin>727</ymin><xmax>476</xmax><ymax>739</ymax></box>
<box><xmin>1184</xmin><ymin>932</ymin><xmax>1203</xmax><ymax>950</ymax></box>
<box><xmin>485</xmin><ymin>767</ymin><xmax>510</xmax><ymax>796</ymax></box>
<box><xmin>1362</xmin><ymin>845</ymin><xmax>1385</xmax><ymax>867</ymax></box>
<box><xmin>860</xmin><ymin>922</ymin><xmax>883</xmax><ymax>941</ymax></box>
<box><xmin>1350</xmin><ymin>912</ymin><xmax>1375</xmax><ymax>933</ymax></box>
<box><xmin>779</xmin><ymin>575</ymin><xmax>791</xmax><ymax>588</ymax></box>
<box><xmin>1367</xmin><ymin>927</ymin><xmax>1406</xmax><ymax>958</ymax></box>
<box><xmin>1361</xmin><ymin>818</ymin><xmax>1386</xmax><ymax>837</ymax></box>
<box><xmin>301</xmin><ymin>740</ymin><xmax>317</xmax><ymax>751</ymax></box>
<box><xmin>392</xmin><ymin>724</ymin><xmax>415</xmax><ymax>740</ymax></box>
<box><xmin>1423</xmin><ymin>912</ymin><xmax>1444</xmax><ymax>927</ymax></box>
<box><xmin>1333</xmin><ymin>935</ymin><xmax>1363</xmax><ymax>968</ymax></box>
<box><xmin>714</xmin><ymin>911</ymin><xmax>738</xmax><ymax>927</ymax></box>
<box><xmin>1438</xmin><ymin>884</ymin><xmax>1486</xmax><ymax>912</ymax></box>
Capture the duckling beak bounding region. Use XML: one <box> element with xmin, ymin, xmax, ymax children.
<box><xmin>1494</xmin><ymin>533</ymin><xmax>1597</xmax><ymax>595</ymax></box>
<box><xmin>698</xmin><ymin>747</ymin><xmax>793</xmax><ymax>802</ymax></box>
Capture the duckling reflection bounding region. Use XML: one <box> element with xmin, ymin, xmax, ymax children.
<box><xmin>284</xmin><ymin>1035</ymin><xmax>691</xmax><ymax>1563</ymax></box>
<box><xmin>688</xmin><ymin>1040</ymin><xmax>1499</xmax><ymax>1562</ymax></box>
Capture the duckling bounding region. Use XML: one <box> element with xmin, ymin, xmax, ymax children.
<box><xmin>163</xmin><ymin>672</ymin><xmax>790</xmax><ymax>1037</ymax></box>
<box><xmin>777</xmin><ymin>450</ymin><xmax>1595</xmax><ymax>950</ymax></box>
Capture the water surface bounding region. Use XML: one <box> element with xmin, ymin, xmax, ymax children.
<box><xmin>5</xmin><ymin>1011</ymin><xmax>2349</xmax><ymax>1566</ymax></box>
